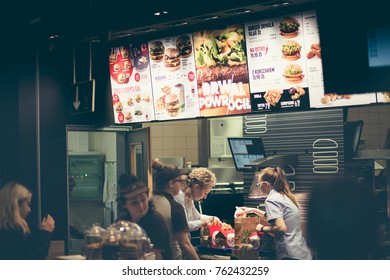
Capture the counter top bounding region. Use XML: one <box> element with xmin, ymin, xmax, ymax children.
<box><xmin>55</xmin><ymin>254</ymin><xmax>86</xmax><ymax>260</ymax></box>
<box><xmin>356</xmin><ymin>149</ymin><xmax>390</xmax><ymax>160</ymax></box>
<box><xmin>196</xmin><ymin>246</ymin><xmax>275</xmax><ymax>260</ymax></box>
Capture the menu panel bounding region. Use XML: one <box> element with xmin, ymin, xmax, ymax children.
<box><xmin>377</xmin><ymin>92</ymin><xmax>390</xmax><ymax>103</ymax></box>
<box><xmin>109</xmin><ymin>44</ymin><xmax>155</xmax><ymax>124</ymax></box>
<box><xmin>148</xmin><ymin>34</ymin><xmax>200</xmax><ymax>121</ymax></box>
<box><xmin>194</xmin><ymin>24</ymin><xmax>251</xmax><ymax>116</ymax></box>
<box><xmin>317</xmin><ymin>92</ymin><xmax>377</xmax><ymax>107</ymax></box>
<box><xmin>246</xmin><ymin>10</ymin><xmax>324</xmax><ymax>112</ymax></box>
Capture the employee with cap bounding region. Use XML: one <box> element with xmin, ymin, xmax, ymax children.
<box><xmin>151</xmin><ymin>158</ymin><xmax>199</xmax><ymax>260</ymax></box>
<box><xmin>117</xmin><ymin>174</ymin><xmax>172</xmax><ymax>260</ymax></box>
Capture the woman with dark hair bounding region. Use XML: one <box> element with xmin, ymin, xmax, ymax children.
<box><xmin>0</xmin><ymin>181</ymin><xmax>55</xmax><ymax>260</ymax></box>
<box><xmin>117</xmin><ymin>174</ymin><xmax>172</xmax><ymax>260</ymax></box>
<box><xmin>238</xmin><ymin>167</ymin><xmax>311</xmax><ymax>260</ymax></box>
<box><xmin>151</xmin><ymin>158</ymin><xmax>199</xmax><ymax>260</ymax></box>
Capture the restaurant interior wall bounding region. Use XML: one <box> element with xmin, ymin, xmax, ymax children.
<box><xmin>348</xmin><ymin>105</ymin><xmax>390</xmax><ymax>149</ymax></box>
<box><xmin>142</xmin><ymin>120</ymin><xmax>200</xmax><ymax>165</ymax></box>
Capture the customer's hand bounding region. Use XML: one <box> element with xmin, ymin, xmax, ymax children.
<box><xmin>41</xmin><ymin>214</ymin><xmax>55</xmax><ymax>233</ymax></box>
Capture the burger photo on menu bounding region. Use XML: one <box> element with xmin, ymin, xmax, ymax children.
<box><xmin>164</xmin><ymin>93</ymin><xmax>181</xmax><ymax>117</ymax></box>
<box><xmin>163</xmin><ymin>48</ymin><xmax>181</xmax><ymax>72</ymax></box>
<box><xmin>283</xmin><ymin>63</ymin><xmax>304</xmax><ymax>84</ymax></box>
<box><xmin>176</xmin><ymin>35</ymin><xmax>193</xmax><ymax>58</ymax></box>
<box><xmin>279</xmin><ymin>16</ymin><xmax>300</xmax><ymax>38</ymax></box>
<box><xmin>281</xmin><ymin>40</ymin><xmax>302</xmax><ymax>61</ymax></box>
<box><xmin>149</xmin><ymin>41</ymin><xmax>165</xmax><ymax>63</ymax></box>
<box><xmin>194</xmin><ymin>25</ymin><xmax>251</xmax><ymax>116</ymax></box>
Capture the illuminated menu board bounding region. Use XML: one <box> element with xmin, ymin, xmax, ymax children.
<box><xmin>108</xmin><ymin>9</ymin><xmax>386</xmax><ymax>124</ymax></box>
<box><xmin>109</xmin><ymin>43</ymin><xmax>155</xmax><ymax>124</ymax></box>
<box><xmin>245</xmin><ymin>10</ymin><xmax>324</xmax><ymax>111</ymax></box>
<box><xmin>194</xmin><ymin>24</ymin><xmax>251</xmax><ymax>116</ymax></box>
<box><xmin>148</xmin><ymin>34</ymin><xmax>200</xmax><ymax>121</ymax></box>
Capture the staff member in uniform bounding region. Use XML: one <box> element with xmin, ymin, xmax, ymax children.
<box><xmin>175</xmin><ymin>167</ymin><xmax>221</xmax><ymax>232</ymax></box>
<box><xmin>151</xmin><ymin>158</ymin><xmax>199</xmax><ymax>260</ymax></box>
<box><xmin>238</xmin><ymin>167</ymin><xmax>311</xmax><ymax>260</ymax></box>
<box><xmin>116</xmin><ymin>174</ymin><xmax>173</xmax><ymax>260</ymax></box>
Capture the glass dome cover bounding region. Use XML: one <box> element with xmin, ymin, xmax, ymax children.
<box><xmin>108</xmin><ymin>220</ymin><xmax>147</xmax><ymax>239</ymax></box>
<box><xmin>104</xmin><ymin>220</ymin><xmax>153</xmax><ymax>260</ymax></box>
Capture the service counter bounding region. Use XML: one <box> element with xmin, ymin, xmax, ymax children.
<box><xmin>197</xmin><ymin>246</ymin><xmax>275</xmax><ymax>260</ymax></box>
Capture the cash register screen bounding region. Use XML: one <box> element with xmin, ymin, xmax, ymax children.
<box><xmin>228</xmin><ymin>137</ymin><xmax>266</xmax><ymax>172</ymax></box>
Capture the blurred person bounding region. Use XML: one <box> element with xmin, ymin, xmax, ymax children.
<box><xmin>151</xmin><ymin>158</ymin><xmax>199</xmax><ymax>260</ymax></box>
<box><xmin>68</xmin><ymin>177</ymin><xmax>84</xmax><ymax>239</ymax></box>
<box><xmin>116</xmin><ymin>173</ymin><xmax>173</xmax><ymax>260</ymax></box>
<box><xmin>174</xmin><ymin>167</ymin><xmax>222</xmax><ymax>232</ymax></box>
<box><xmin>307</xmin><ymin>177</ymin><xmax>379</xmax><ymax>260</ymax></box>
<box><xmin>237</xmin><ymin>167</ymin><xmax>311</xmax><ymax>260</ymax></box>
<box><xmin>0</xmin><ymin>181</ymin><xmax>55</xmax><ymax>260</ymax></box>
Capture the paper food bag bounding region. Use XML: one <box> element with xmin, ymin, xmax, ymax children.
<box><xmin>234</xmin><ymin>215</ymin><xmax>270</xmax><ymax>248</ymax></box>
<box><xmin>234</xmin><ymin>216</ymin><xmax>260</xmax><ymax>248</ymax></box>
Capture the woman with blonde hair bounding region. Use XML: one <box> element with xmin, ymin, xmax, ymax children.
<box><xmin>0</xmin><ymin>181</ymin><xmax>55</xmax><ymax>260</ymax></box>
<box><xmin>175</xmin><ymin>167</ymin><xmax>221</xmax><ymax>232</ymax></box>
<box><xmin>237</xmin><ymin>167</ymin><xmax>311</xmax><ymax>260</ymax></box>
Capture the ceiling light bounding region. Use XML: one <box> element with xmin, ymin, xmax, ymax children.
<box><xmin>168</xmin><ymin>21</ymin><xmax>189</xmax><ymax>27</ymax></box>
<box><xmin>111</xmin><ymin>32</ymin><xmax>132</xmax><ymax>38</ymax></box>
<box><xmin>154</xmin><ymin>10</ymin><xmax>169</xmax><ymax>16</ymax></box>
<box><xmin>226</xmin><ymin>9</ymin><xmax>253</xmax><ymax>15</ymax></box>
<box><xmin>260</xmin><ymin>1</ymin><xmax>291</xmax><ymax>7</ymax></box>
<box><xmin>196</xmin><ymin>15</ymin><xmax>219</xmax><ymax>21</ymax></box>
<box><xmin>135</xmin><ymin>27</ymin><xmax>158</xmax><ymax>33</ymax></box>
<box><xmin>47</xmin><ymin>34</ymin><xmax>61</xmax><ymax>40</ymax></box>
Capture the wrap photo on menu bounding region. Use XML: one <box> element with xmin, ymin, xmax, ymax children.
<box><xmin>194</xmin><ymin>24</ymin><xmax>251</xmax><ymax>116</ymax></box>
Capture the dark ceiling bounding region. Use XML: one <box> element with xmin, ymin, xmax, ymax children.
<box><xmin>5</xmin><ymin>0</ymin><xmax>385</xmax><ymax>46</ymax></box>
<box><xmin>3</xmin><ymin>0</ymin><xmax>323</xmax><ymax>44</ymax></box>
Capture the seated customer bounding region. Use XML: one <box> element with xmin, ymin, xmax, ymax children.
<box><xmin>117</xmin><ymin>174</ymin><xmax>172</xmax><ymax>260</ymax></box>
<box><xmin>0</xmin><ymin>181</ymin><xmax>55</xmax><ymax>260</ymax></box>
<box><xmin>307</xmin><ymin>177</ymin><xmax>379</xmax><ymax>259</ymax></box>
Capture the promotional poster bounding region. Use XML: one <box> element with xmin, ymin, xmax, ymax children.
<box><xmin>194</xmin><ymin>24</ymin><xmax>251</xmax><ymax>116</ymax></box>
<box><xmin>109</xmin><ymin>43</ymin><xmax>155</xmax><ymax>124</ymax></box>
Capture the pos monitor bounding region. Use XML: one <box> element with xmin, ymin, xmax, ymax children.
<box><xmin>227</xmin><ymin>137</ymin><xmax>266</xmax><ymax>172</ymax></box>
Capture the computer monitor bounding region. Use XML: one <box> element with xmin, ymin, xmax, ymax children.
<box><xmin>344</xmin><ymin>120</ymin><xmax>364</xmax><ymax>162</ymax></box>
<box><xmin>227</xmin><ymin>137</ymin><xmax>266</xmax><ymax>172</ymax></box>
